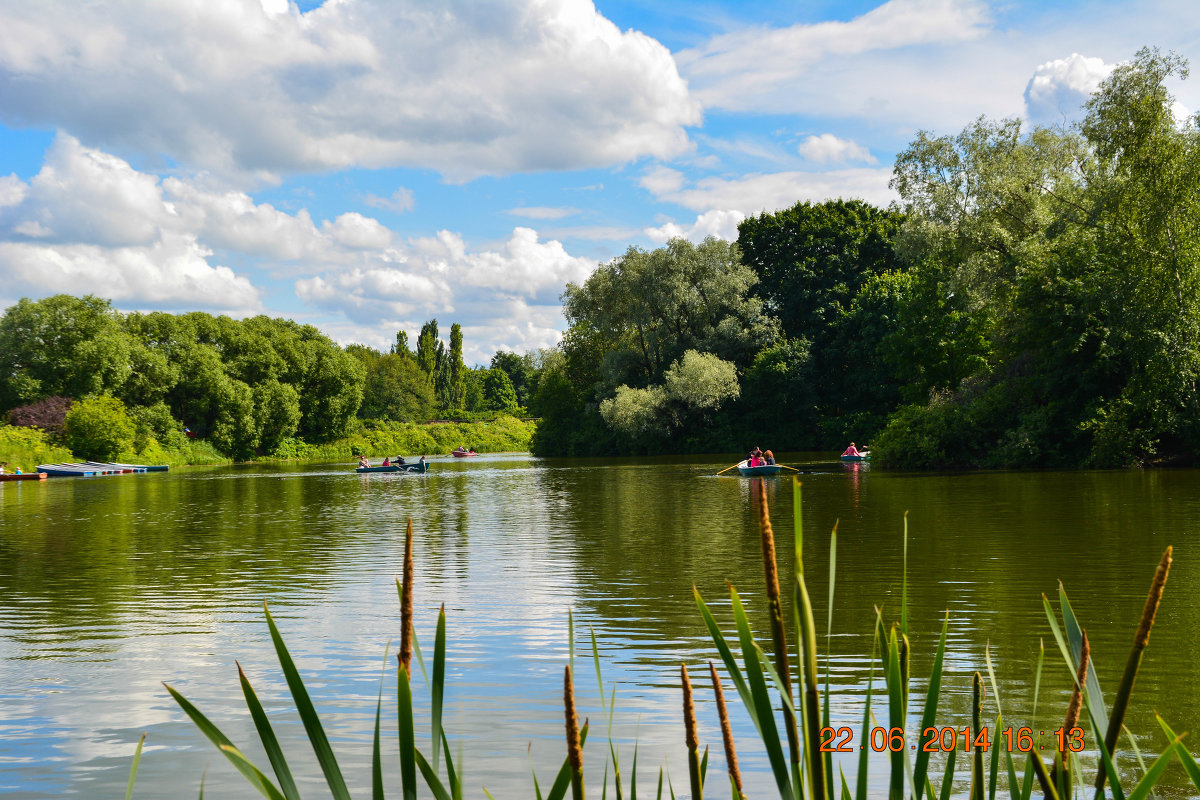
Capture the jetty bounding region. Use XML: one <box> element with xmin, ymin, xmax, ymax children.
<box><xmin>35</xmin><ymin>462</ymin><xmax>170</xmax><ymax>476</ymax></box>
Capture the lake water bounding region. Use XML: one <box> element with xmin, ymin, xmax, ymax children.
<box><xmin>1</xmin><ymin>454</ymin><xmax>1197</xmax><ymax>798</ymax></box>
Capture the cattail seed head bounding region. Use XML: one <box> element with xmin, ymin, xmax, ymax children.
<box><xmin>709</xmin><ymin>661</ymin><xmax>744</xmax><ymax>796</ymax></box>
<box><xmin>1135</xmin><ymin>546</ymin><xmax>1172</xmax><ymax>648</ymax></box>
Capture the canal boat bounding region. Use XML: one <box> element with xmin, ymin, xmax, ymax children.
<box><xmin>840</xmin><ymin>453</ymin><xmax>870</xmax><ymax>462</ymax></box>
<box><xmin>736</xmin><ymin>460</ymin><xmax>783</xmax><ymax>476</ymax></box>
<box><xmin>355</xmin><ymin>461</ymin><xmax>429</xmax><ymax>474</ymax></box>
<box><xmin>0</xmin><ymin>472</ymin><xmax>47</xmax><ymax>482</ymax></box>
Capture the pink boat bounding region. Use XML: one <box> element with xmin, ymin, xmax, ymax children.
<box><xmin>451</xmin><ymin>448</ymin><xmax>478</xmax><ymax>458</ymax></box>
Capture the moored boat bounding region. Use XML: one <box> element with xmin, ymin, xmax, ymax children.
<box><xmin>0</xmin><ymin>472</ymin><xmax>47</xmax><ymax>482</ymax></box>
<box><xmin>355</xmin><ymin>461</ymin><xmax>429</xmax><ymax>474</ymax></box>
<box><xmin>736</xmin><ymin>460</ymin><xmax>783</xmax><ymax>476</ymax></box>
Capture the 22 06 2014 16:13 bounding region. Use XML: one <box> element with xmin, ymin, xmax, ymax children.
<box><xmin>819</xmin><ymin>726</ymin><xmax>1086</xmax><ymax>753</ymax></box>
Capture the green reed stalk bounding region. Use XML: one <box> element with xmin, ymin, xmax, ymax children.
<box><xmin>755</xmin><ymin>480</ymin><xmax>801</xmax><ymax>782</ymax></box>
<box><xmin>794</xmin><ymin>553</ymin><xmax>826</xmax><ymax>800</ymax></box>
<box><xmin>565</xmin><ymin>665</ymin><xmax>586</xmax><ymax>800</ymax></box>
<box><xmin>681</xmin><ymin>665</ymin><xmax>703</xmax><ymax>800</ymax></box>
<box><xmin>709</xmin><ymin>661</ymin><xmax>745</xmax><ymax>800</ymax></box>
<box><xmin>970</xmin><ymin>672</ymin><xmax>984</xmax><ymax>800</ymax></box>
<box><xmin>1095</xmin><ymin>545</ymin><xmax>1171</xmax><ymax>799</ymax></box>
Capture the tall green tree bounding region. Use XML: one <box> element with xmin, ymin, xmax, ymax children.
<box><xmin>449</xmin><ymin>323</ymin><xmax>466</xmax><ymax>408</ymax></box>
<box><xmin>416</xmin><ymin>320</ymin><xmax>439</xmax><ymax>381</ymax></box>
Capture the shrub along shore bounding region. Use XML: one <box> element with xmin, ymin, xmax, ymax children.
<box><xmin>0</xmin><ymin>416</ymin><xmax>534</xmax><ymax>472</ymax></box>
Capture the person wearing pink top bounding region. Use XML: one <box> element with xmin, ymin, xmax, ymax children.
<box><xmin>842</xmin><ymin>442</ymin><xmax>862</xmax><ymax>457</ymax></box>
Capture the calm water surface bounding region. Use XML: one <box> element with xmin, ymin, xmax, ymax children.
<box><xmin>1</xmin><ymin>454</ymin><xmax>1197</xmax><ymax>797</ymax></box>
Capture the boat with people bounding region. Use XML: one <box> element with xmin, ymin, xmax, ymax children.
<box><xmin>0</xmin><ymin>472</ymin><xmax>47</xmax><ymax>482</ymax></box>
<box><xmin>355</xmin><ymin>455</ymin><xmax>429</xmax><ymax>474</ymax></box>
<box><xmin>840</xmin><ymin>442</ymin><xmax>869</xmax><ymax>461</ymax></box>
<box><xmin>451</xmin><ymin>446</ymin><xmax>478</xmax><ymax>457</ymax></box>
<box><xmin>840</xmin><ymin>453</ymin><xmax>870</xmax><ymax>462</ymax></box>
<box><xmin>736</xmin><ymin>460</ymin><xmax>783</xmax><ymax>476</ymax></box>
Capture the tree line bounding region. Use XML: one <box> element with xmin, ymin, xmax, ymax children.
<box><xmin>530</xmin><ymin>48</ymin><xmax>1200</xmax><ymax>468</ymax></box>
<box><xmin>0</xmin><ymin>298</ymin><xmax>538</xmax><ymax>461</ymax></box>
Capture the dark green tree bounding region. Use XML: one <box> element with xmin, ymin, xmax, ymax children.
<box><xmin>482</xmin><ymin>368</ymin><xmax>519</xmax><ymax>412</ymax></box>
<box><xmin>65</xmin><ymin>395</ymin><xmax>136</xmax><ymax>460</ymax></box>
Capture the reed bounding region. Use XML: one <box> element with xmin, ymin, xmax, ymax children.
<box><xmin>708</xmin><ymin>660</ymin><xmax>744</xmax><ymax>800</ymax></box>
<box><xmin>128</xmin><ymin>482</ymin><xmax>1197</xmax><ymax>800</ymax></box>
<box><xmin>681</xmin><ymin>665</ymin><xmax>703</xmax><ymax>800</ymax></box>
<box><xmin>564</xmin><ymin>665</ymin><xmax>586</xmax><ymax>800</ymax></box>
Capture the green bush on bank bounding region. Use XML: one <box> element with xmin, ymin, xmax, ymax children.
<box><xmin>254</xmin><ymin>416</ymin><xmax>535</xmax><ymax>462</ymax></box>
<box><xmin>0</xmin><ymin>425</ymin><xmax>74</xmax><ymax>472</ymax></box>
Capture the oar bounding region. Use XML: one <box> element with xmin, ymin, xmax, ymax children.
<box><xmin>777</xmin><ymin>464</ymin><xmax>800</xmax><ymax>472</ymax></box>
<box><xmin>715</xmin><ymin>461</ymin><xmax>744</xmax><ymax>476</ymax></box>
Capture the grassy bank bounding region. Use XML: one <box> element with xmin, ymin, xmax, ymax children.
<box><xmin>253</xmin><ymin>415</ymin><xmax>535</xmax><ymax>463</ymax></box>
<box><xmin>0</xmin><ymin>417</ymin><xmax>535</xmax><ymax>472</ymax></box>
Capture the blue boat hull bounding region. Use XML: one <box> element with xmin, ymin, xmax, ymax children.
<box><xmin>840</xmin><ymin>454</ymin><xmax>870</xmax><ymax>462</ymax></box>
<box><xmin>355</xmin><ymin>463</ymin><xmax>428</xmax><ymax>474</ymax></box>
<box><xmin>737</xmin><ymin>462</ymin><xmax>783</xmax><ymax>476</ymax></box>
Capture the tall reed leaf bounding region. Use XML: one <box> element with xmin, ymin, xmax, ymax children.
<box><xmin>433</xmin><ymin>604</ymin><xmax>447</xmax><ymax>773</ymax></box>
<box><xmin>694</xmin><ymin>589</ymin><xmax>757</xmax><ymax>731</ymax></box>
<box><xmin>398</xmin><ymin>656</ymin><xmax>419</xmax><ymax>800</ymax></box>
<box><xmin>237</xmin><ymin>662</ymin><xmax>301</xmax><ymax>800</ymax></box>
<box><xmin>912</xmin><ymin>613</ymin><xmax>949</xmax><ymax>800</ymax></box>
<box><xmin>163</xmin><ymin>683</ymin><xmax>286</xmax><ymax>800</ymax></box>
<box><xmin>263</xmin><ymin>604</ymin><xmax>351</xmax><ymax>800</ymax></box>
<box><xmin>729</xmin><ymin>587</ymin><xmax>794</xmax><ymax>800</ymax></box>
<box><xmin>125</xmin><ymin>734</ymin><xmax>144</xmax><ymax>800</ymax></box>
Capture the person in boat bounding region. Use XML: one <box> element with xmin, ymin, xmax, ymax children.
<box><xmin>420</xmin><ymin>455</ymin><xmax>427</xmax><ymax>468</ymax></box>
<box><xmin>748</xmin><ymin>447</ymin><xmax>764</xmax><ymax>467</ymax></box>
<box><xmin>842</xmin><ymin>442</ymin><xmax>865</xmax><ymax>457</ymax></box>
<box><xmin>359</xmin><ymin>455</ymin><xmax>370</xmax><ymax>468</ymax></box>
<box><xmin>395</xmin><ymin>455</ymin><xmax>406</xmax><ymax>465</ymax></box>
<box><xmin>764</xmin><ymin>449</ymin><xmax>776</xmax><ymax>465</ymax></box>
<box><xmin>381</xmin><ymin>456</ymin><xmax>391</xmax><ymax>467</ymax></box>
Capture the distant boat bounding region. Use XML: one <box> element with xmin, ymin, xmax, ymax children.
<box><xmin>0</xmin><ymin>472</ymin><xmax>46</xmax><ymax>482</ymax></box>
<box><xmin>451</xmin><ymin>448</ymin><xmax>478</xmax><ymax>458</ymax></box>
<box><xmin>840</xmin><ymin>453</ymin><xmax>870</xmax><ymax>462</ymax></box>
<box><xmin>736</xmin><ymin>460</ymin><xmax>783</xmax><ymax>476</ymax></box>
<box><xmin>355</xmin><ymin>461</ymin><xmax>429</xmax><ymax>474</ymax></box>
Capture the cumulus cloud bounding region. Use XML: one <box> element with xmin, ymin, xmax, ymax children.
<box><xmin>644</xmin><ymin>210</ymin><xmax>745</xmax><ymax>244</ymax></box>
<box><xmin>677</xmin><ymin>0</ymin><xmax>996</xmax><ymax>125</ymax></box>
<box><xmin>1024</xmin><ymin>53</ymin><xmax>1114</xmax><ymax>125</ymax></box>
<box><xmin>645</xmin><ymin>167</ymin><xmax>895</xmax><ymax>214</ymax></box>
<box><xmin>297</xmin><ymin>227</ymin><xmax>596</xmax><ymax>362</ymax></box>
<box><xmin>0</xmin><ymin>0</ymin><xmax>700</xmax><ymax>181</ymax></box>
<box><xmin>797</xmin><ymin>134</ymin><xmax>876</xmax><ymax>164</ymax></box>
<box><xmin>0</xmin><ymin>133</ymin><xmax>601</xmax><ymax>359</ymax></box>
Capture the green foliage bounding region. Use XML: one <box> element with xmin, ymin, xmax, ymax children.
<box><xmin>449</xmin><ymin>324</ymin><xmax>466</xmax><ymax>409</ymax></box>
<box><xmin>491</xmin><ymin>351</ymin><xmax>537</xmax><ymax>407</ymax></box>
<box><xmin>354</xmin><ymin>349</ymin><xmax>434</xmax><ymax>422</ymax></box>
<box><xmin>64</xmin><ymin>395</ymin><xmax>136</xmax><ymax>461</ymax></box>
<box><xmin>0</xmin><ymin>294</ymin><xmax>132</xmax><ymax>410</ymax></box>
<box><xmin>0</xmin><ymin>423</ymin><xmax>74</xmax><ymax>471</ymax></box>
<box><xmin>883</xmin><ymin>48</ymin><xmax>1200</xmax><ymax>467</ymax></box>
<box><xmin>599</xmin><ymin>384</ymin><xmax>668</xmax><ymax>437</ymax></box>
<box><xmin>663</xmin><ymin>350</ymin><xmax>740</xmax><ymax>410</ymax></box>
<box><xmin>482</xmin><ymin>368</ymin><xmax>519</xmax><ymax>412</ymax></box>
<box><xmin>253</xmin><ymin>380</ymin><xmax>302</xmax><ymax>455</ymax></box>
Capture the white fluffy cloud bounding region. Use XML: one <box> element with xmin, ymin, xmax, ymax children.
<box><xmin>363</xmin><ymin>188</ymin><xmax>415</xmax><ymax>214</ymax></box>
<box><xmin>0</xmin><ymin>134</ymin><xmax>600</xmax><ymax>357</ymax></box>
<box><xmin>641</xmin><ymin>166</ymin><xmax>895</xmax><ymax>245</ymax></box>
<box><xmin>507</xmin><ymin>207</ymin><xmax>580</xmax><ymax>220</ymax></box>
<box><xmin>798</xmin><ymin>134</ymin><xmax>876</xmax><ymax>164</ymax></box>
<box><xmin>1024</xmin><ymin>53</ymin><xmax>1114</xmax><ymax>124</ymax></box>
<box><xmin>0</xmin><ymin>0</ymin><xmax>699</xmax><ymax>181</ymax></box>
<box><xmin>644</xmin><ymin>210</ymin><xmax>745</xmax><ymax>244</ymax></box>
<box><xmin>298</xmin><ymin>227</ymin><xmax>595</xmax><ymax>362</ymax></box>
<box><xmin>676</xmin><ymin>0</ymin><xmax>998</xmax><ymax>126</ymax></box>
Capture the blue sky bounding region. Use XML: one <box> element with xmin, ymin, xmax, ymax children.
<box><xmin>0</xmin><ymin>0</ymin><xmax>1197</xmax><ymax>365</ymax></box>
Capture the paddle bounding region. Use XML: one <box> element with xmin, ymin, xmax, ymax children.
<box><xmin>776</xmin><ymin>464</ymin><xmax>800</xmax><ymax>472</ymax></box>
<box><xmin>715</xmin><ymin>461</ymin><xmax>745</xmax><ymax>476</ymax></box>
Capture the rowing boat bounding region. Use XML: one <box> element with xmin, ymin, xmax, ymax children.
<box><xmin>736</xmin><ymin>460</ymin><xmax>783</xmax><ymax>476</ymax></box>
<box><xmin>840</xmin><ymin>454</ymin><xmax>870</xmax><ymax>462</ymax></box>
<box><xmin>0</xmin><ymin>472</ymin><xmax>46</xmax><ymax>482</ymax></box>
<box><xmin>355</xmin><ymin>462</ymin><xmax>429</xmax><ymax>474</ymax></box>
<box><xmin>451</xmin><ymin>449</ymin><xmax>478</xmax><ymax>457</ymax></box>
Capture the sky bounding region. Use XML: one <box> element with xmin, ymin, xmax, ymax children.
<box><xmin>1</xmin><ymin>0</ymin><xmax>1198</xmax><ymax>365</ymax></box>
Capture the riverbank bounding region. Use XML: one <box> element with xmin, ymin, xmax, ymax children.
<box><xmin>0</xmin><ymin>416</ymin><xmax>535</xmax><ymax>472</ymax></box>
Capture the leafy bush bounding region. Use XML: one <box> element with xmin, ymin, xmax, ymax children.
<box><xmin>64</xmin><ymin>395</ymin><xmax>136</xmax><ymax>461</ymax></box>
<box><xmin>6</xmin><ymin>396</ymin><xmax>74</xmax><ymax>437</ymax></box>
<box><xmin>0</xmin><ymin>424</ymin><xmax>74</xmax><ymax>471</ymax></box>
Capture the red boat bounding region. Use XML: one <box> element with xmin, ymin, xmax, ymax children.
<box><xmin>451</xmin><ymin>448</ymin><xmax>478</xmax><ymax>458</ymax></box>
<box><xmin>0</xmin><ymin>472</ymin><xmax>47</xmax><ymax>482</ymax></box>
